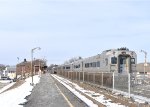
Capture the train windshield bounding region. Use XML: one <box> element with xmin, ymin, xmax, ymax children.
<box><xmin>131</xmin><ymin>58</ymin><xmax>135</xmax><ymax>64</ymax></box>
<box><xmin>118</xmin><ymin>55</ymin><xmax>131</xmax><ymax>73</ymax></box>
<box><xmin>120</xmin><ymin>57</ymin><xmax>126</xmax><ymax>64</ymax></box>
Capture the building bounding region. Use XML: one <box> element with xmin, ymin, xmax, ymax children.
<box><xmin>0</xmin><ymin>66</ymin><xmax>16</xmax><ymax>80</ymax></box>
<box><xmin>7</xmin><ymin>66</ymin><xmax>16</xmax><ymax>79</ymax></box>
<box><xmin>16</xmin><ymin>59</ymin><xmax>47</xmax><ymax>79</ymax></box>
<box><xmin>0</xmin><ymin>71</ymin><xmax>3</xmax><ymax>79</ymax></box>
<box><xmin>136</xmin><ymin>62</ymin><xmax>150</xmax><ymax>77</ymax></box>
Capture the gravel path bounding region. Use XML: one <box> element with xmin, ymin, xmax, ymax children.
<box><xmin>24</xmin><ymin>73</ymin><xmax>87</xmax><ymax>107</ymax></box>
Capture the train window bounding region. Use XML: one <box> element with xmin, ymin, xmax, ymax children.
<box><xmin>131</xmin><ymin>58</ymin><xmax>135</xmax><ymax>64</ymax></box>
<box><xmin>66</xmin><ymin>66</ymin><xmax>70</xmax><ymax>69</ymax></box>
<box><xmin>97</xmin><ymin>61</ymin><xmax>100</xmax><ymax>67</ymax></box>
<box><xmin>75</xmin><ymin>64</ymin><xmax>80</xmax><ymax>68</ymax></box>
<box><xmin>93</xmin><ymin>62</ymin><xmax>96</xmax><ymax>67</ymax></box>
<box><xmin>85</xmin><ymin>64</ymin><xmax>87</xmax><ymax>68</ymax></box>
<box><xmin>63</xmin><ymin>67</ymin><xmax>65</xmax><ymax>69</ymax></box>
<box><xmin>75</xmin><ymin>65</ymin><xmax>77</xmax><ymax>68</ymax></box>
<box><xmin>85</xmin><ymin>63</ymin><xmax>87</xmax><ymax>68</ymax></box>
<box><xmin>85</xmin><ymin>63</ymin><xmax>89</xmax><ymax>68</ymax></box>
<box><xmin>87</xmin><ymin>63</ymin><xmax>90</xmax><ymax>67</ymax></box>
<box><xmin>111</xmin><ymin>57</ymin><xmax>117</xmax><ymax>64</ymax></box>
<box><xmin>89</xmin><ymin>63</ymin><xmax>91</xmax><ymax>67</ymax></box>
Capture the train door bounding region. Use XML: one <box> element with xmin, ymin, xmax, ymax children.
<box><xmin>118</xmin><ymin>55</ymin><xmax>131</xmax><ymax>74</ymax></box>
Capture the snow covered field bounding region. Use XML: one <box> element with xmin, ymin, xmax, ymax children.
<box><xmin>0</xmin><ymin>75</ymin><xmax>40</xmax><ymax>107</ymax></box>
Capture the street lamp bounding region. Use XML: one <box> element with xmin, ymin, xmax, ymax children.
<box><xmin>140</xmin><ymin>50</ymin><xmax>147</xmax><ymax>78</ymax></box>
<box><xmin>31</xmin><ymin>47</ymin><xmax>41</xmax><ymax>85</ymax></box>
<box><xmin>38</xmin><ymin>59</ymin><xmax>42</xmax><ymax>77</ymax></box>
<box><xmin>16</xmin><ymin>57</ymin><xmax>19</xmax><ymax>79</ymax></box>
<box><xmin>38</xmin><ymin>59</ymin><xmax>41</xmax><ymax>72</ymax></box>
<box><xmin>17</xmin><ymin>57</ymin><xmax>19</xmax><ymax>63</ymax></box>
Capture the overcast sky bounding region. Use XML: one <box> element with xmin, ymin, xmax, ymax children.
<box><xmin>0</xmin><ymin>0</ymin><xmax>150</xmax><ymax>65</ymax></box>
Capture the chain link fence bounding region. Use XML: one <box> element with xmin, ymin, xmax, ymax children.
<box><xmin>57</xmin><ymin>70</ymin><xmax>150</xmax><ymax>99</ymax></box>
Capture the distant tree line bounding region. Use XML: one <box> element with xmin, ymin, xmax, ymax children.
<box><xmin>0</xmin><ymin>64</ymin><xmax>6</xmax><ymax>71</ymax></box>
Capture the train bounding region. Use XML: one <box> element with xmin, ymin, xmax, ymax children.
<box><xmin>56</xmin><ymin>47</ymin><xmax>137</xmax><ymax>74</ymax></box>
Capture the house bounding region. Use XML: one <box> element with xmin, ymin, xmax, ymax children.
<box><xmin>0</xmin><ymin>66</ymin><xmax>16</xmax><ymax>80</ymax></box>
<box><xmin>7</xmin><ymin>66</ymin><xmax>16</xmax><ymax>79</ymax></box>
<box><xmin>0</xmin><ymin>71</ymin><xmax>2</xmax><ymax>79</ymax></box>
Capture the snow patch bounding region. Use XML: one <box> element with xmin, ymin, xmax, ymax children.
<box><xmin>0</xmin><ymin>80</ymin><xmax>12</xmax><ymax>83</ymax></box>
<box><xmin>0</xmin><ymin>75</ymin><xmax>40</xmax><ymax>107</ymax></box>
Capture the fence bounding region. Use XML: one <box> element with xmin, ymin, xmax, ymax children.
<box><xmin>57</xmin><ymin>70</ymin><xmax>150</xmax><ymax>100</ymax></box>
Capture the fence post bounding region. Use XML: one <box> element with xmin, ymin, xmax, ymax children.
<box><xmin>72</xmin><ymin>72</ymin><xmax>74</xmax><ymax>80</ymax></box>
<box><xmin>102</xmin><ymin>72</ymin><xmax>103</xmax><ymax>87</ymax></box>
<box><xmin>128</xmin><ymin>73</ymin><xmax>131</xmax><ymax>98</ymax></box>
<box><xmin>93</xmin><ymin>73</ymin><xmax>95</xmax><ymax>84</ymax></box>
<box><xmin>72</xmin><ymin>72</ymin><xmax>73</xmax><ymax>80</ymax></box>
<box><xmin>82</xmin><ymin>61</ymin><xmax>84</xmax><ymax>82</ymax></box>
<box><xmin>83</xmin><ymin>71</ymin><xmax>84</xmax><ymax>82</ymax></box>
<box><xmin>113</xmin><ymin>72</ymin><xmax>115</xmax><ymax>92</ymax></box>
<box><xmin>71</xmin><ymin>72</ymin><xmax>72</xmax><ymax>80</ymax></box>
<box><xmin>78</xmin><ymin>71</ymin><xmax>80</xmax><ymax>81</ymax></box>
<box><xmin>76</xmin><ymin>71</ymin><xmax>77</xmax><ymax>81</ymax></box>
<box><xmin>88</xmin><ymin>72</ymin><xmax>89</xmax><ymax>83</ymax></box>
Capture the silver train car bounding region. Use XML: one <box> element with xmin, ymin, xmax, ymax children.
<box><xmin>58</xmin><ymin>48</ymin><xmax>137</xmax><ymax>74</ymax></box>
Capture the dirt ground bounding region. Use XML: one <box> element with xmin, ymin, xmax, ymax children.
<box><xmin>73</xmin><ymin>81</ymin><xmax>150</xmax><ymax>107</ymax></box>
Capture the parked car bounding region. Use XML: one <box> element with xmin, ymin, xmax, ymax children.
<box><xmin>1</xmin><ymin>76</ymin><xmax>8</xmax><ymax>80</ymax></box>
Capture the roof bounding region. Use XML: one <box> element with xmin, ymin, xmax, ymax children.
<box><xmin>6</xmin><ymin>66</ymin><xmax>16</xmax><ymax>71</ymax></box>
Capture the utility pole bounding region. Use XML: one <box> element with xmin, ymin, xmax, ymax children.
<box><xmin>140</xmin><ymin>50</ymin><xmax>147</xmax><ymax>79</ymax></box>
<box><xmin>16</xmin><ymin>57</ymin><xmax>19</xmax><ymax>79</ymax></box>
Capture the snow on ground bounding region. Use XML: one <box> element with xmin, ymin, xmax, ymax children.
<box><xmin>0</xmin><ymin>75</ymin><xmax>40</xmax><ymax>107</ymax></box>
<box><xmin>0</xmin><ymin>82</ymin><xmax>15</xmax><ymax>94</ymax></box>
<box><xmin>113</xmin><ymin>89</ymin><xmax>150</xmax><ymax>104</ymax></box>
<box><xmin>0</xmin><ymin>80</ymin><xmax>12</xmax><ymax>84</ymax></box>
<box><xmin>52</xmin><ymin>74</ymin><xmax>125</xmax><ymax>107</ymax></box>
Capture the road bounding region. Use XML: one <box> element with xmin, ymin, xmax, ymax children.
<box><xmin>24</xmin><ymin>73</ymin><xmax>87</xmax><ymax>107</ymax></box>
<box><xmin>0</xmin><ymin>82</ymin><xmax>10</xmax><ymax>89</ymax></box>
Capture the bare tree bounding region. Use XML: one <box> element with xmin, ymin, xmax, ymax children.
<box><xmin>0</xmin><ymin>64</ymin><xmax>6</xmax><ymax>71</ymax></box>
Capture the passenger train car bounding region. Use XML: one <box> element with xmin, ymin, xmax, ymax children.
<box><xmin>58</xmin><ymin>48</ymin><xmax>137</xmax><ymax>74</ymax></box>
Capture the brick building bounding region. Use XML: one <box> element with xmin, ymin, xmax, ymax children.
<box><xmin>136</xmin><ymin>63</ymin><xmax>150</xmax><ymax>74</ymax></box>
<box><xmin>16</xmin><ymin>59</ymin><xmax>46</xmax><ymax>78</ymax></box>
